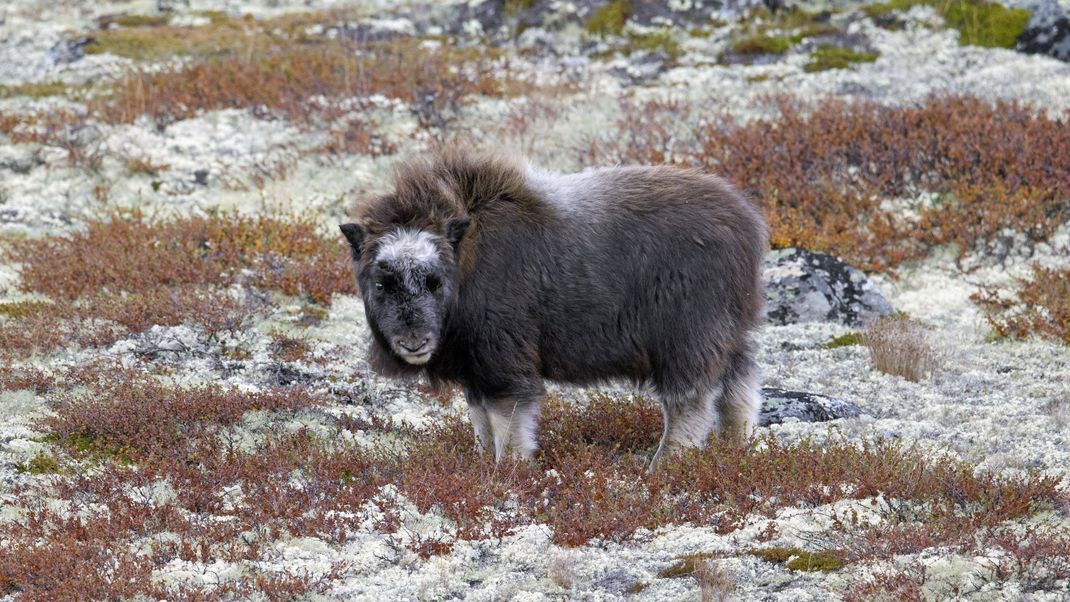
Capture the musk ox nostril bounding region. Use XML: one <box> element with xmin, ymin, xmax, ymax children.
<box><xmin>398</xmin><ymin>337</ymin><xmax>430</xmax><ymax>353</ymax></box>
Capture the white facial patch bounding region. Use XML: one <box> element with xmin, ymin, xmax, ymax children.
<box><xmin>375</xmin><ymin>228</ymin><xmax>440</xmax><ymax>266</ymax></box>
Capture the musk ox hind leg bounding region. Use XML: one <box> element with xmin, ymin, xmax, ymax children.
<box><xmin>716</xmin><ymin>341</ymin><xmax>763</xmax><ymax>441</ymax></box>
<box><xmin>648</xmin><ymin>383</ymin><xmax>722</xmax><ymax>473</ymax></box>
<box><xmin>647</xmin><ymin>341</ymin><xmax>763</xmax><ymax>472</ymax></box>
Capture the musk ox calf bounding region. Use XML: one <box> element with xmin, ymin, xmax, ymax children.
<box><xmin>340</xmin><ymin>150</ymin><xmax>767</xmax><ymax>470</ymax></box>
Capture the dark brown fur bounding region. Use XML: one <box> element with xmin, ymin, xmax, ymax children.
<box><xmin>342</xmin><ymin>149</ymin><xmax>768</xmax><ymax>467</ymax></box>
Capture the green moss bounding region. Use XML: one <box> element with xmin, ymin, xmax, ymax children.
<box><xmin>16</xmin><ymin>452</ymin><xmax>61</xmax><ymax>474</ymax></box>
<box><xmin>46</xmin><ymin>433</ymin><xmax>133</xmax><ymax>465</ymax></box>
<box><xmin>626</xmin><ymin>31</ymin><xmax>682</xmax><ymax>59</ymax></box>
<box><xmin>100</xmin><ymin>14</ymin><xmax>171</xmax><ymax>28</ymax></box>
<box><xmin>84</xmin><ymin>14</ymin><xmax>258</xmax><ymax>60</ymax></box>
<box><xmin>0</xmin><ymin>81</ymin><xmax>74</xmax><ymax>99</ymax></box>
<box><xmin>776</xmin><ymin>10</ymin><xmax>818</xmax><ymax>29</ymax></box>
<box><xmin>590</xmin><ymin>30</ymin><xmax>681</xmax><ymax>61</ymax></box>
<box><xmin>0</xmin><ymin>301</ymin><xmax>51</xmax><ymax>319</ymax></box>
<box><xmin>732</xmin><ymin>34</ymin><xmax>796</xmax><ymax>55</ymax></box>
<box><xmin>804</xmin><ymin>45</ymin><xmax>879</xmax><ymax>72</ymax></box>
<box><xmin>825</xmin><ymin>331</ymin><xmax>864</xmax><ymax>348</ymax></box>
<box><xmin>587</xmin><ymin>0</ymin><xmax>631</xmax><ymax>36</ymax></box>
<box><xmin>504</xmin><ymin>0</ymin><xmax>536</xmax><ymax>16</ymax></box>
<box><xmin>222</xmin><ymin>346</ymin><xmax>253</xmax><ymax>361</ymax></box>
<box><xmin>64</xmin><ymin>432</ymin><xmax>99</xmax><ymax>455</ymax></box>
<box><xmin>945</xmin><ymin>0</ymin><xmax>1030</xmax><ymax>47</ymax></box>
<box><xmin>193</xmin><ymin>10</ymin><xmax>234</xmax><ymax>25</ymax></box>
<box><xmin>864</xmin><ymin>0</ymin><xmax>1029</xmax><ymax>48</ymax></box>
<box><xmin>658</xmin><ymin>552</ymin><xmax>717</xmax><ymax>578</ymax></box>
<box><xmin>751</xmin><ymin>547</ymin><xmax>845</xmax><ymax>572</ymax></box>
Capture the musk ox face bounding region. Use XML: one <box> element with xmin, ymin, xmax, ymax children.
<box><xmin>340</xmin><ymin>219</ymin><xmax>469</xmax><ymax>366</ymax></box>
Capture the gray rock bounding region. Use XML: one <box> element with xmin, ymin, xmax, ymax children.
<box><xmin>763</xmin><ymin>248</ymin><xmax>895</xmax><ymax>326</ymax></box>
<box><xmin>607</xmin><ymin>51</ymin><xmax>670</xmax><ymax>85</ymax></box>
<box><xmin>593</xmin><ymin>567</ymin><xmax>642</xmax><ymax>595</ymax></box>
<box><xmin>158</xmin><ymin>0</ymin><xmax>190</xmax><ymax>11</ymax></box>
<box><xmin>1017</xmin><ymin>0</ymin><xmax>1070</xmax><ymax>61</ymax></box>
<box><xmin>759</xmin><ymin>387</ymin><xmax>863</xmax><ymax>426</ymax></box>
<box><xmin>47</xmin><ymin>37</ymin><xmax>90</xmax><ymax>65</ymax></box>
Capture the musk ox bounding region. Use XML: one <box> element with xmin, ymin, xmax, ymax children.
<box><xmin>340</xmin><ymin>150</ymin><xmax>767</xmax><ymax>470</ymax></box>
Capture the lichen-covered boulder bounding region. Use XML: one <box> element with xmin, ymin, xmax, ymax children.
<box><xmin>759</xmin><ymin>387</ymin><xmax>863</xmax><ymax>426</ymax></box>
<box><xmin>1016</xmin><ymin>0</ymin><xmax>1070</xmax><ymax>61</ymax></box>
<box><xmin>763</xmin><ymin>248</ymin><xmax>895</xmax><ymax>326</ymax></box>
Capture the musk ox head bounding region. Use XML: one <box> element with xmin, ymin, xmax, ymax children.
<box><xmin>339</xmin><ymin>218</ymin><xmax>469</xmax><ymax>366</ymax></box>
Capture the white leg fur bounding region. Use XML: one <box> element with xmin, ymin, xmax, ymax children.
<box><xmin>487</xmin><ymin>401</ymin><xmax>540</xmax><ymax>462</ymax></box>
<box><xmin>666</xmin><ymin>385</ymin><xmax>720</xmax><ymax>449</ymax></box>
<box><xmin>649</xmin><ymin>385</ymin><xmax>721</xmax><ymax>473</ymax></box>
<box><xmin>467</xmin><ymin>403</ymin><xmax>493</xmax><ymax>455</ymax></box>
<box><xmin>717</xmin><ymin>368</ymin><xmax>762</xmax><ymax>440</ymax></box>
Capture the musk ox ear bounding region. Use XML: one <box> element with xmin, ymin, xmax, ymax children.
<box><xmin>339</xmin><ymin>223</ymin><xmax>366</xmax><ymax>254</ymax></box>
<box><xmin>445</xmin><ymin>217</ymin><xmax>470</xmax><ymax>253</ymax></box>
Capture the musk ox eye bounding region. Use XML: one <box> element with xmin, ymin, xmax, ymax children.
<box><xmin>374</xmin><ymin>281</ymin><xmax>384</xmax><ymax>291</ymax></box>
<box><xmin>426</xmin><ymin>274</ymin><xmax>441</xmax><ymax>292</ymax></box>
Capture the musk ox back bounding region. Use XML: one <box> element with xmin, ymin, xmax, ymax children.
<box><xmin>340</xmin><ymin>150</ymin><xmax>767</xmax><ymax>470</ymax></box>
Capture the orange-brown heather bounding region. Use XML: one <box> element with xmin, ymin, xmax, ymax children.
<box><xmin>0</xmin><ymin>212</ymin><xmax>354</xmax><ymax>355</ymax></box>
<box><xmin>3</xmin><ymin>388</ymin><xmax>1067</xmax><ymax>598</ymax></box>
<box><xmin>587</xmin><ymin>95</ymin><xmax>1070</xmax><ymax>273</ymax></box>
<box><xmin>94</xmin><ymin>38</ymin><xmax>527</xmax><ymax>127</ymax></box>
<box><xmin>974</xmin><ymin>264</ymin><xmax>1070</xmax><ymax>343</ymax></box>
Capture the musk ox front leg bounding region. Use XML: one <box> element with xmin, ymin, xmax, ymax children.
<box><xmin>465</xmin><ymin>397</ymin><xmax>493</xmax><ymax>456</ymax></box>
<box><xmin>465</xmin><ymin>389</ymin><xmax>542</xmax><ymax>462</ymax></box>
<box><xmin>464</xmin><ymin>387</ymin><xmax>543</xmax><ymax>461</ymax></box>
<box><xmin>486</xmin><ymin>399</ymin><xmax>541</xmax><ymax>462</ymax></box>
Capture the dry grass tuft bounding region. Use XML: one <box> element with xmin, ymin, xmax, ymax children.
<box><xmin>548</xmin><ymin>551</ymin><xmax>578</xmax><ymax>590</ymax></box>
<box><xmin>694</xmin><ymin>560</ymin><xmax>740</xmax><ymax>602</ymax></box>
<box><xmin>863</xmin><ymin>316</ymin><xmax>942</xmax><ymax>382</ymax></box>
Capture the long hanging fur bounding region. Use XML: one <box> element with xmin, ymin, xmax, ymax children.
<box><xmin>343</xmin><ymin>148</ymin><xmax>768</xmax><ymax>469</ymax></box>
